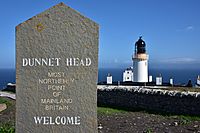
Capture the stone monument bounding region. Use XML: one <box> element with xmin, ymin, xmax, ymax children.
<box><xmin>16</xmin><ymin>3</ymin><xmax>99</xmax><ymax>133</ymax></box>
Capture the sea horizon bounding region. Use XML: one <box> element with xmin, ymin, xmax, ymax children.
<box><xmin>0</xmin><ymin>68</ymin><xmax>200</xmax><ymax>89</ymax></box>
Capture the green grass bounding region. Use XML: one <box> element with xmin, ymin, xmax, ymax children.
<box><xmin>0</xmin><ymin>106</ymin><xmax>199</xmax><ymax>131</ymax></box>
<box><xmin>0</xmin><ymin>123</ymin><xmax>15</xmax><ymax>133</ymax></box>
<box><xmin>0</xmin><ymin>97</ymin><xmax>12</xmax><ymax>106</ymax></box>
<box><xmin>0</xmin><ymin>97</ymin><xmax>15</xmax><ymax>133</ymax></box>
<box><xmin>144</xmin><ymin>128</ymin><xmax>153</xmax><ymax>133</ymax></box>
<box><xmin>98</xmin><ymin>106</ymin><xmax>200</xmax><ymax>124</ymax></box>
<box><xmin>97</xmin><ymin>107</ymin><xmax>128</xmax><ymax>115</ymax></box>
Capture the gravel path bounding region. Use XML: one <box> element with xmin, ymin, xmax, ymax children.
<box><xmin>0</xmin><ymin>91</ymin><xmax>16</xmax><ymax>100</ymax></box>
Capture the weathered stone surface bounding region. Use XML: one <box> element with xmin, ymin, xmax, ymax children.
<box><xmin>16</xmin><ymin>3</ymin><xmax>98</xmax><ymax>133</ymax></box>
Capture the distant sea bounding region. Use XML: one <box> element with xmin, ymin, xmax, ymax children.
<box><xmin>98</xmin><ymin>68</ymin><xmax>200</xmax><ymax>85</ymax></box>
<box><xmin>0</xmin><ymin>68</ymin><xmax>200</xmax><ymax>90</ymax></box>
<box><xmin>0</xmin><ymin>69</ymin><xmax>15</xmax><ymax>90</ymax></box>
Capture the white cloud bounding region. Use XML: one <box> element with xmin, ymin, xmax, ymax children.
<box><xmin>160</xmin><ymin>57</ymin><xmax>199</xmax><ymax>64</ymax></box>
<box><xmin>185</xmin><ymin>26</ymin><xmax>194</xmax><ymax>31</ymax></box>
<box><xmin>176</xmin><ymin>25</ymin><xmax>194</xmax><ymax>32</ymax></box>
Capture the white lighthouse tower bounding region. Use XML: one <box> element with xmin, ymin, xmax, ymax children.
<box><xmin>132</xmin><ymin>36</ymin><xmax>149</xmax><ymax>82</ymax></box>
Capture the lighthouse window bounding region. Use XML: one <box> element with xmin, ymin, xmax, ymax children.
<box><xmin>127</xmin><ymin>77</ymin><xmax>129</xmax><ymax>79</ymax></box>
<box><xmin>127</xmin><ymin>72</ymin><xmax>129</xmax><ymax>74</ymax></box>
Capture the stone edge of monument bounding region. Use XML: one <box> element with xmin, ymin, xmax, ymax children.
<box><xmin>16</xmin><ymin>2</ymin><xmax>99</xmax><ymax>30</ymax></box>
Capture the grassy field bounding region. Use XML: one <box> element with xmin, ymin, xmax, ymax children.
<box><xmin>98</xmin><ymin>107</ymin><xmax>128</xmax><ymax>115</ymax></box>
<box><xmin>98</xmin><ymin>106</ymin><xmax>200</xmax><ymax>122</ymax></box>
<box><xmin>0</xmin><ymin>97</ymin><xmax>12</xmax><ymax>107</ymax></box>
<box><xmin>0</xmin><ymin>97</ymin><xmax>15</xmax><ymax>133</ymax></box>
<box><xmin>1</xmin><ymin>97</ymin><xmax>200</xmax><ymax>133</ymax></box>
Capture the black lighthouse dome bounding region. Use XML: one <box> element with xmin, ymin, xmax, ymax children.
<box><xmin>135</xmin><ymin>36</ymin><xmax>146</xmax><ymax>54</ymax></box>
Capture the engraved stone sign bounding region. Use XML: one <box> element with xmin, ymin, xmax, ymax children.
<box><xmin>16</xmin><ymin>3</ymin><xmax>98</xmax><ymax>133</ymax></box>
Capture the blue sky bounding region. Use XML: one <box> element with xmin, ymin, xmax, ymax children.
<box><xmin>0</xmin><ymin>0</ymin><xmax>200</xmax><ymax>69</ymax></box>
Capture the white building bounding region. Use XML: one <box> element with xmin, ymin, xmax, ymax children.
<box><xmin>123</xmin><ymin>67</ymin><xmax>134</xmax><ymax>82</ymax></box>
<box><xmin>149</xmin><ymin>75</ymin><xmax>153</xmax><ymax>82</ymax></box>
<box><xmin>197</xmin><ymin>75</ymin><xmax>200</xmax><ymax>85</ymax></box>
<box><xmin>107</xmin><ymin>73</ymin><xmax>112</xmax><ymax>84</ymax></box>
<box><xmin>169</xmin><ymin>77</ymin><xmax>173</xmax><ymax>85</ymax></box>
<box><xmin>132</xmin><ymin>37</ymin><xmax>149</xmax><ymax>82</ymax></box>
<box><xmin>156</xmin><ymin>74</ymin><xmax>162</xmax><ymax>85</ymax></box>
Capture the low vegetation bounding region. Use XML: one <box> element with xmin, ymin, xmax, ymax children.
<box><xmin>98</xmin><ymin>107</ymin><xmax>128</xmax><ymax>115</ymax></box>
<box><xmin>0</xmin><ymin>97</ymin><xmax>15</xmax><ymax>133</ymax></box>
<box><xmin>98</xmin><ymin>106</ymin><xmax>200</xmax><ymax>123</ymax></box>
<box><xmin>144</xmin><ymin>128</ymin><xmax>153</xmax><ymax>133</ymax></box>
<box><xmin>0</xmin><ymin>97</ymin><xmax>11</xmax><ymax>106</ymax></box>
<box><xmin>1</xmin><ymin>100</ymin><xmax>200</xmax><ymax>132</ymax></box>
<box><xmin>0</xmin><ymin>123</ymin><xmax>15</xmax><ymax>133</ymax></box>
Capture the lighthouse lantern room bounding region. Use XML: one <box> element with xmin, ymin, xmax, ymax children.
<box><xmin>132</xmin><ymin>36</ymin><xmax>149</xmax><ymax>82</ymax></box>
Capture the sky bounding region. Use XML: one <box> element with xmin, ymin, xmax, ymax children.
<box><xmin>0</xmin><ymin>0</ymin><xmax>200</xmax><ymax>69</ymax></box>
